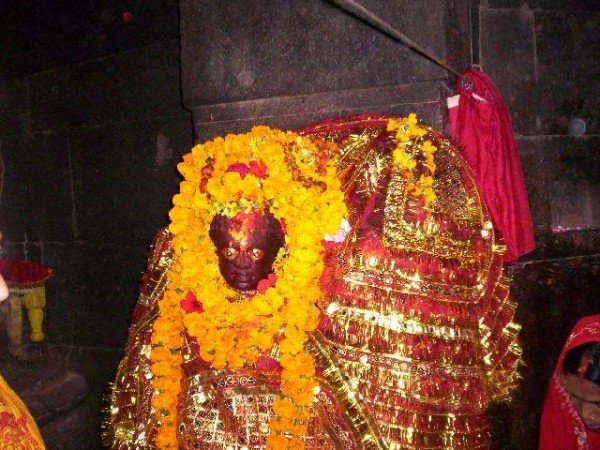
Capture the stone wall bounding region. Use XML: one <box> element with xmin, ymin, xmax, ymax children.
<box><xmin>0</xmin><ymin>1</ymin><xmax>193</xmax><ymax>349</ymax></box>
<box><xmin>479</xmin><ymin>2</ymin><xmax>599</xmax><ymax>448</ymax></box>
<box><xmin>179</xmin><ymin>0</ymin><xmax>473</xmax><ymax>139</ymax></box>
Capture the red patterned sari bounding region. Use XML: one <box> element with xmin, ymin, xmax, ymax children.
<box><xmin>539</xmin><ymin>315</ymin><xmax>600</xmax><ymax>450</ymax></box>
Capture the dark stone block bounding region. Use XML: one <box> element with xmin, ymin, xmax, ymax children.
<box><xmin>481</xmin><ymin>6</ymin><xmax>598</xmax><ymax>136</ymax></box>
<box><xmin>0</xmin><ymin>79</ymin><xmax>28</xmax><ymax>137</ymax></box>
<box><xmin>27</xmin><ymin>71</ymin><xmax>67</xmax><ymax>132</ymax></box>
<box><xmin>518</xmin><ymin>139</ymin><xmax>554</xmax><ymax>232</ymax></box>
<box><xmin>29</xmin><ymin>42</ymin><xmax>187</xmax><ymax>132</ymax></box>
<box><xmin>0</xmin><ymin>9</ymin><xmax>18</xmax><ymax>83</ymax></box>
<box><xmin>142</xmin><ymin>42</ymin><xmax>190</xmax><ymax>119</ymax></box>
<box><xmin>480</xmin><ymin>7</ymin><xmax>537</xmax><ymax>135</ymax></box>
<box><xmin>0</xmin><ymin>342</ymin><xmax>122</xmax><ymax>450</ymax></box>
<box><xmin>569</xmin><ymin>13</ymin><xmax>599</xmax><ymax>135</ymax></box>
<box><xmin>41</xmin><ymin>402</ymin><xmax>93</xmax><ymax>450</ymax></box>
<box><xmin>519</xmin><ymin>11</ymin><xmax>599</xmax><ymax>136</ymax></box>
<box><xmin>0</xmin><ymin>243</ymin><xmax>26</xmax><ymax>260</ymax></box>
<box><xmin>517</xmin><ymin>135</ymin><xmax>599</xmax><ymax>243</ymax></box>
<box><xmin>0</xmin><ymin>134</ymin><xmax>44</xmax><ymax>242</ymax></box>
<box><xmin>58</xmin><ymin>56</ymin><xmax>148</xmax><ymax>129</ymax></box>
<box><xmin>43</xmin><ymin>242</ymin><xmax>148</xmax><ymax>347</ymax></box>
<box><xmin>46</xmin><ymin>345</ymin><xmax>123</xmax><ymax>402</ymax></box>
<box><xmin>47</xmin><ymin>345</ymin><xmax>124</xmax><ymax>449</ymax></box>
<box><xmin>6</xmin><ymin>1</ymin><xmax>180</xmax><ymax>78</ymax></box>
<box><xmin>42</xmin><ymin>133</ymin><xmax>77</xmax><ymax>242</ymax></box>
<box><xmin>529</xmin><ymin>229</ymin><xmax>600</xmax><ymax>261</ymax></box>
<box><xmin>485</xmin><ymin>1</ymin><xmax>599</xmax><ymax>11</ymax></box>
<box><xmin>69</xmin><ymin>117</ymin><xmax>192</xmax><ymax>245</ymax></box>
<box><xmin>526</xmin><ymin>11</ymin><xmax>574</xmax><ymax>136</ymax></box>
<box><xmin>0</xmin><ymin>243</ymin><xmax>43</xmax><ymax>265</ymax></box>
<box><xmin>192</xmin><ymin>82</ymin><xmax>447</xmax><ymax>142</ymax></box>
<box><xmin>443</xmin><ymin>0</ymin><xmax>473</xmax><ymax>73</ymax></box>
<box><xmin>180</xmin><ymin>0</ymin><xmax>448</xmax><ymax>108</ymax></box>
<box><xmin>0</xmin><ymin>132</ymin><xmax>74</xmax><ymax>243</ymax></box>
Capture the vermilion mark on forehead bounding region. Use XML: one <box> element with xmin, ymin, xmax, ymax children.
<box><xmin>226</xmin><ymin>212</ymin><xmax>268</xmax><ymax>249</ymax></box>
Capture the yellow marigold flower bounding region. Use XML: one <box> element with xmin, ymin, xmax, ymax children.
<box><xmin>424</xmin><ymin>187</ymin><xmax>438</xmax><ymax>205</ymax></box>
<box><xmin>179</xmin><ymin>180</ymin><xmax>196</xmax><ymax>194</ymax></box>
<box><xmin>151</xmin><ymin>361</ymin><xmax>175</xmax><ymax>377</ymax></box>
<box><xmin>177</xmin><ymin>163</ymin><xmax>199</xmax><ymax>184</ymax></box>
<box><xmin>386</xmin><ymin>119</ymin><xmax>401</xmax><ymax>131</ymax></box>
<box><xmin>155</xmin><ymin>433</ymin><xmax>177</xmax><ymax>449</ymax></box>
<box><xmin>421</xmin><ymin>174</ymin><xmax>434</xmax><ymax>187</ymax></box>
<box><xmin>154</xmin><ymin>126</ymin><xmax>346</xmax><ymax>450</ymax></box>
<box><xmin>421</xmin><ymin>140</ymin><xmax>437</xmax><ymax>154</ymax></box>
<box><xmin>151</xmin><ymin>347</ymin><xmax>171</xmax><ymax>361</ymax></box>
<box><xmin>273</xmin><ymin>398</ymin><xmax>298</xmax><ymax>418</ymax></box>
<box><xmin>393</xmin><ymin>149</ymin><xmax>417</xmax><ymax>170</ymax></box>
<box><xmin>266</xmin><ymin>433</ymin><xmax>288</xmax><ymax>449</ymax></box>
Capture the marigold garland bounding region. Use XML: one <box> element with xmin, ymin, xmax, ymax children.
<box><xmin>387</xmin><ymin>113</ymin><xmax>438</xmax><ymax>207</ymax></box>
<box><xmin>150</xmin><ymin>126</ymin><xmax>346</xmax><ymax>449</ymax></box>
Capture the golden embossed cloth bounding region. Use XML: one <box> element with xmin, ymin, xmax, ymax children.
<box><xmin>107</xmin><ymin>230</ymin><xmax>359</xmax><ymax>450</ymax></box>
<box><xmin>0</xmin><ymin>375</ymin><xmax>45</xmax><ymax>450</ymax></box>
<box><xmin>299</xmin><ymin>115</ymin><xmax>522</xmax><ymax>449</ymax></box>
<box><xmin>107</xmin><ymin>115</ymin><xmax>521</xmax><ymax>449</ymax></box>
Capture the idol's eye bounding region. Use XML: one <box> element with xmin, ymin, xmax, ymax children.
<box><xmin>221</xmin><ymin>247</ymin><xmax>239</xmax><ymax>260</ymax></box>
<box><xmin>250</xmin><ymin>248</ymin><xmax>265</xmax><ymax>261</ymax></box>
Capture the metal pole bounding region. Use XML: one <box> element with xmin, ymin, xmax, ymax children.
<box><xmin>328</xmin><ymin>0</ymin><xmax>462</xmax><ymax>77</ymax></box>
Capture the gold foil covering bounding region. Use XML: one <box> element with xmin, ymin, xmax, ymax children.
<box><xmin>311</xmin><ymin>118</ymin><xmax>522</xmax><ymax>450</ymax></box>
<box><xmin>177</xmin><ymin>370</ymin><xmax>353</xmax><ymax>450</ymax></box>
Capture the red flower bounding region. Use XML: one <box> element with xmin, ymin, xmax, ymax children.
<box><xmin>256</xmin><ymin>355</ymin><xmax>282</xmax><ymax>372</ymax></box>
<box><xmin>248</xmin><ymin>160</ymin><xmax>267</xmax><ymax>179</ymax></box>
<box><xmin>180</xmin><ymin>291</ymin><xmax>203</xmax><ymax>313</ymax></box>
<box><xmin>256</xmin><ymin>273</ymin><xmax>277</xmax><ymax>294</ymax></box>
<box><xmin>226</xmin><ymin>162</ymin><xmax>251</xmax><ymax>178</ymax></box>
<box><xmin>226</xmin><ymin>160</ymin><xmax>267</xmax><ymax>179</ymax></box>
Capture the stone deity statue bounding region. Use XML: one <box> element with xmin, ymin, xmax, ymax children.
<box><xmin>107</xmin><ymin>116</ymin><xmax>522</xmax><ymax>450</ymax></box>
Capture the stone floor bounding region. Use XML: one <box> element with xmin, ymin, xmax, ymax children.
<box><xmin>0</xmin><ymin>330</ymin><xmax>122</xmax><ymax>449</ymax></box>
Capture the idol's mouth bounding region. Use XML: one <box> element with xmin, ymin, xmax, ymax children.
<box><xmin>230</xmin><ymin>271</ymin><xmax>257</xmax><ymax>289</ymax></box>
<box><xmin>232</xmin><ymin>272</ymin><xmax>254</xmax><ymax>282</ymax></box>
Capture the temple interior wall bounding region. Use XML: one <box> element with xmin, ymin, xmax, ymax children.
<box><xmin>0</xmin><ymin>1</ymin><xmax>597</xmax><ymax>448</ymax></box>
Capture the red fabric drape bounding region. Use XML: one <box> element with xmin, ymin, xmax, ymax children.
<box><xmin>0</xmin><ymin>259</ymin><xmax>53</xmax><ymax>288</ymax></box>
<box><xmin>539</xmin><ymin>315</ymin><xmax>600</xmax><ymax>450</ymax></box>
<box><xmin>448</xmin><ymin>69</ymin><xmax>535</xmax><ymax>263</ymax></box>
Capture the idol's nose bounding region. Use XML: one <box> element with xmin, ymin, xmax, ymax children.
<box><xmin>232</xmin><ymin>253</ymin><xmax>253</xmax><ymax>269</ymax></box>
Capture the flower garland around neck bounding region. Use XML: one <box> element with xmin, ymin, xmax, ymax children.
<box><xmin>150</xmin><ymin>125</ymin><xmax>347</xmax><ymax>449</ymax></box>
<box><xmin>387</xmin><ymin>113</ymin><xmax>438</xmax><ymax>207</ymax></box>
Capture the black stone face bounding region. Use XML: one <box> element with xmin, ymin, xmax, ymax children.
<box><xmin>209</xmin><ymin>212</ymin><xmax>284</xmax><ymax>291</ymax></box>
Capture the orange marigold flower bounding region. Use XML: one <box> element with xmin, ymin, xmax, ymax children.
<box><xmin>153</xmin><ymin>125</ymin><xmax>346</xmax><ymax>450</ymax></box>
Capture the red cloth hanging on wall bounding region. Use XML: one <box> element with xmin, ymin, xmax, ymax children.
<box><xmin>448</xmin><ymin>68</ymin><xmax>535</xmax><ymax>263</ymax></box>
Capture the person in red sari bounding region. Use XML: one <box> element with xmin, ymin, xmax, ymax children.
<box><xmin>539</xmin><ymin>315</ymin><xmax>600</xmax><ymax>450</ymax></box>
